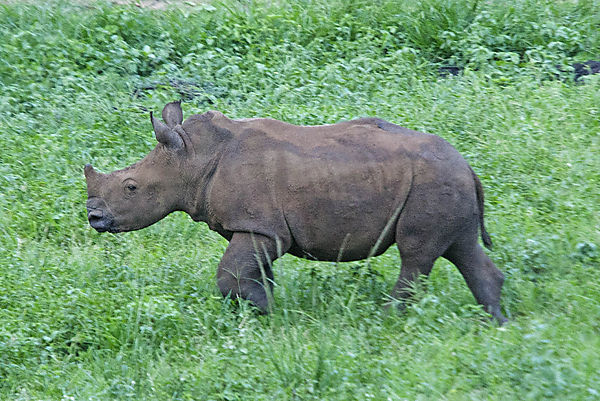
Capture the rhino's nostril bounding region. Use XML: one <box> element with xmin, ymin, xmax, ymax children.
<box><xmin>87</xmin><ymin>208</ymin><xmax>113</xmax><ymax>233</ymax></box>
<box><xmin>88</xmin><ymin>209</ymin><xmax>103</xmax><ymax>220</ymax></box>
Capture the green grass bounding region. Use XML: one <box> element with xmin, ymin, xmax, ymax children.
<box><xmin>1</xmin><ymin>0</ymin><xmax>599</xmax><ymax>399</ymax></box>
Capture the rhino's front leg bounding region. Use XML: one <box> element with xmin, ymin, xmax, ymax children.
<box><xmin>216</xmin><ymin>232</ymin><xmax>282</xmax><ymax>313</ymax></box>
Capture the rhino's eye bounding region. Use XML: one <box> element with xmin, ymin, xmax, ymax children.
<box><xmin>123</xmin><ymin>179</ymin><xmax>139</xmax><ymax>197</ymax></box>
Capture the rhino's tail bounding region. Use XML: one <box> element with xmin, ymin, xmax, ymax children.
<box><xmin>470</xmin><ymin>167</ymin><xmax>493</xmax><ymax>250</ymax></box>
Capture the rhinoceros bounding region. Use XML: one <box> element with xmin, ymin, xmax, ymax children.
<box><xmin>84</xmin><ymin>101</ymin><xmax>507</xmax><ymax>324</ymax></box>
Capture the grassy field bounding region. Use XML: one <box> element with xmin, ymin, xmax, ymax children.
<box><xmin>1</xmin><ymin>0</ymin><xmax>599</xmax><ymax>399</ymax></box>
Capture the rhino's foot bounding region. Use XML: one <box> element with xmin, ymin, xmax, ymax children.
<box><xmin>487</xmin><ymin>304</ymin><xmax>508</xmax><ymax>326</ymax></box>
<box><xmin>382</xmin><ymin>299</ymin><xmax>407</xmax><ymax>319</ymax></box>
<box><xmin>444</xmin><ymin>239</ymin><xmax>508</xmax><ymax>326</ymax></box>
<box><xmin>218</xmin><ymin>270</ymin><xmax>274</xmax><ymax>314</ymax></box>
<box><xmin>225</xmin><ymin>292</ymin><xmax>271</xmax><ymax>315</ymax></box>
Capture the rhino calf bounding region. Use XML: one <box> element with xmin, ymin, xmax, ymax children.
<box><xmin>85</xmin><ymin>101</ymin><xmax>507</xmax><ymax>324</ymax></box>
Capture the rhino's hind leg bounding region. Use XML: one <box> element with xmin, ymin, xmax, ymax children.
<box><xmin>217</xmin><ymin>232</ymin><xmax>281</xmax><ymax>313</ymax></box>
<box><xmin>390</xmin><ymin>221</ymin><xmax>447</xmax><ymax>308</ymax></box>
<box><xmin>443</xmin><ymin>239</ymin><xmax>508</xmax><ymax>325</ymax></box>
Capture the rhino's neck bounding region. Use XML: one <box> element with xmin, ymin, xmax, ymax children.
<box><xmin>185</xmin><ymin>149</ymin><xmax>227</xmax><ymax>225</ymax></box>
<box><xmin>181</xmin><ymin>111</ymin><xmax>235</xmax><ymax>223</ymax></box>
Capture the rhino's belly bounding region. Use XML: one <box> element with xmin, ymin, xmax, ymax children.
<box><xmin>283</xmin><ymin>194</ymin><xmax>400</xmax><ymax>262</ymax></box>
<box><xmin>287</xmin><ymin>235</ymin><xmax>396</xmax><ymax>262</ymax></box>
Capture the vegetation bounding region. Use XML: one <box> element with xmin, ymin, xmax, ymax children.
<box><xmin>0</xmin><ymin>0</ymin><xmax>598</xmax><ymax>399</ymax></box>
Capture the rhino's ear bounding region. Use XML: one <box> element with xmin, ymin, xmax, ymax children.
<box><xmin>162</xmin><ymin>100</ymin><xmax>183</xmax><ymax>128</ymax></box>
<box><xmin>151</xmin><ymin>111</ymin><xmax>184</xmax><ymax>150</ymax></box>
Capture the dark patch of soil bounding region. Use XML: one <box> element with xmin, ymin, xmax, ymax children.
<box><xmin>133</xmin><ymin>78</ymin><xmax>227</xmax><ymax>106</ymax></box>
<box><xmin>573</xmin><ymin>60</ymin><xmax>600</xmax><ymax>82</ymax></box>
<box><xmin>438</xmin><ymin>66</ymin><xmax>462</xmax><ymax>78</ymax></box>
<box><xmin>438</xmin><ymin>60</ymin><xmax>600</xmax><ymax>83</ymax></box>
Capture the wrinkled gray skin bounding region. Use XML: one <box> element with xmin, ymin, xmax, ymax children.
<box><xmin>85</xmin><ymin>101</ymin><xmax>507</xmax><ymax>324</ymax></box>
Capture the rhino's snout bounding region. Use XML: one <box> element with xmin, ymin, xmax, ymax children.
<box><xmin>87</xmin><ymin>208</ymin><xmax>115</xmax><ymax>233</ymax></box>
<box><xmin>86</xmin><ymin>199</ymin><xmax>116</xmax><ymax>233</ymax></box>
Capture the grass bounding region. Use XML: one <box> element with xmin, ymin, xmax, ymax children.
<box><xmin>0</xmin><ymin>0</ymin><xmax>599</xmax><ymax>399</ymax></box>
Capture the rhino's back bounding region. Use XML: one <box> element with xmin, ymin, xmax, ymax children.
<box><xmin>209</xmin><ymin>117</ymin><xmax>472</xmax><ymax>261</ymax></box>
<box><xmin>237</xmin><ymin>116</ymin><xmax>420</xmax><ymax>154</ymax></box>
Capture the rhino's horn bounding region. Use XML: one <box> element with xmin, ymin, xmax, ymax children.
<box><xmin>151</xmin><ymin>111</ymin><xmax>184</xmax><ymax>150</ymax></box>
<box><xmin>84</xmin><ymin>163</ymin><xmax>98</xmax><ymax>179</ymax></box>
<box><xmin>162</xmin><ymin>100</ymin><xmax>183</xmax><ymax>128</ymax></box>
<box><xmin>84</xmin><ymin>164</ymin><xmax>104</xmax><ymax>191</ymax></box>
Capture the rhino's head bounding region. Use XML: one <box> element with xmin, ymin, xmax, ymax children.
<box><xmin>84</xmin><ymin>101</ymin><xmax>192</xmax><ymax>233</ymax></box>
